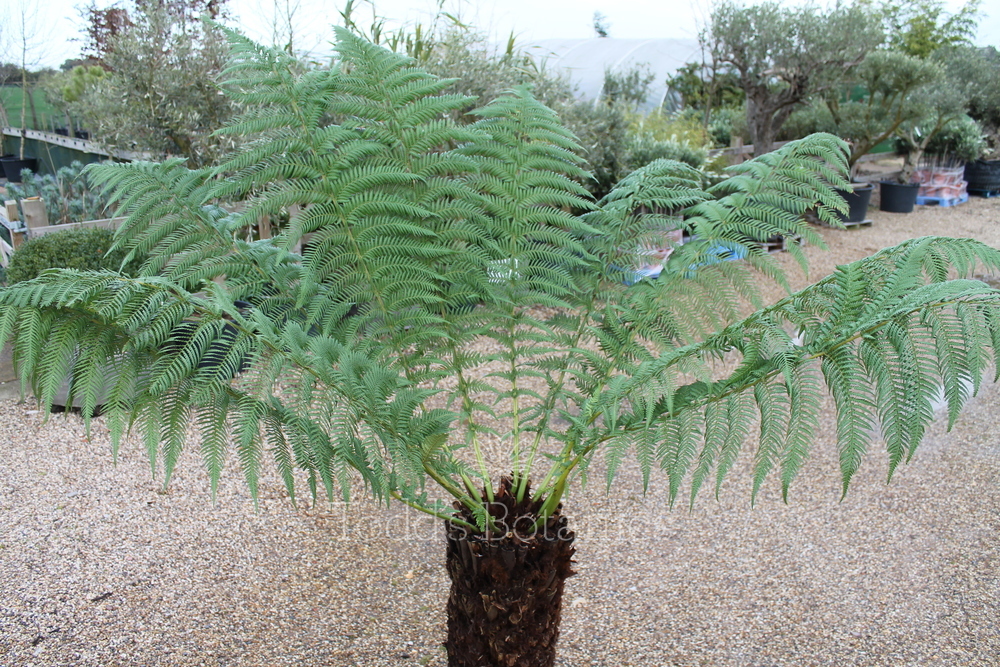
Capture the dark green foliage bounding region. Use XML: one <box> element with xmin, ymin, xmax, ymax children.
<box><xmin>555</xmin><ymin>99</ymin><xmax>631</xmax><ymax>198</ymax></box>
<box><xmin>966</xmin><ymin>49</ymin><xmax>1000</xmax><ymax>131</ymax></box>
<box><xmin>5</xmin><ymin>227</ymin><xmax>142</xmax><ymax>284</ymax></box>
<box><xmin>779</xmin><ymin>102</ymin><xmax>837</xmax><ymax>142</ymax></box>
<box><xmin>820</xmin><ymin>50</ymin><xmax>941</xmax><ymax>170</ymax></box>
<box><xmin>666</xmin><ymin>62</ymin><xmax>745</xmax><ymax>112</ymax></box>
<box><xmin>705</xmin><ymin>106</ymin><xmax>748</xmax><ymax>147</ymax></box>
<box><xmin>623</xmin><ymin>134</ymin><xmax>708</xmax><ymax>171</ymax></box>
<box><xmin>894</xmin><ymin>114</ymin><xmax>985</xmax><ymax>162</ymax></box>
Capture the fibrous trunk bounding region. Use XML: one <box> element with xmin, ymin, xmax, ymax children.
<box><xmin>444</xmin><ymin>477</ymin><xmax>576</xmax><ymax>667</ymax></box>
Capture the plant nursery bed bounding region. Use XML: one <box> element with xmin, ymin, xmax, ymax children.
<box><xmin>916</xmin><ymin>193</ymin><xmax>969</xmax><ymax>207</ymax></box>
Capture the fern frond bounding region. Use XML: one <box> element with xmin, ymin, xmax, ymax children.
<box><xmin>596</xmin><ymin>237</ymin><xmax>1000</xmax><ymax>501</ymax></box>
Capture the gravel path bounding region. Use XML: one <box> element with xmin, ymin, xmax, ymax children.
<box><xmin>2</xmin><ymin>194</ymin><xmax>999</xmax><ymax>667</ymax></box>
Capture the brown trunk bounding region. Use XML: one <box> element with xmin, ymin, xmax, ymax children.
<box><xmin>746</xmin><ymin>94</ymin><xmax>776</xmax><ymax>157</ymax></box>
<box><xmin>444</xmin><ymin>477</ymin><xmax>576</xmax><ymax>667</ymax></box>
<box><xmin>27</xmin><ymin>85</ymin><xmax>39</xmax><ymax>130</ymax></box>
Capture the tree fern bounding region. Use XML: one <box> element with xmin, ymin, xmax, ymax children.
<box><xmin>1</xmin><ymin>26</ymin><xmax>999</xmax><ymax>556</ymax></box>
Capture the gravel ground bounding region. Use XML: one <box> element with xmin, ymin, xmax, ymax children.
<box><xmin>2</xmin><ymin>192</ymin><xmax>1000</xmax><ymax>667</ymax></box>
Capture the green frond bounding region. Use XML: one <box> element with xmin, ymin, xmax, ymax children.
<box><xmin>597</xmin><ymin>237</ymin><xmax>1000</xmax><ymax>503</ymax></box>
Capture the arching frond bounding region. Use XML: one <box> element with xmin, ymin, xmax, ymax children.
<box><xmin>593</xmin><ymin>237</ymin><xmax>1000</xmax><ymax>504</ymax></box>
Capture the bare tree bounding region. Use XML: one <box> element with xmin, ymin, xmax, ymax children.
<box><xmin>8</xmin><ymin>0</ymin><xmax>46</xmax><ymax>157</ymax></box>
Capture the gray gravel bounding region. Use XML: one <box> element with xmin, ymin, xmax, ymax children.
<box><xmin>2</xmin><ymin>193</ymin><xmax>999</xmax><ymax>666</ymax></box>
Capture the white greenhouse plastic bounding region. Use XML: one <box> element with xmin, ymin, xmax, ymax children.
<box><xmin>520</xmin><ymin>38</ymin><xmax>702</xmax><ymax>113</ymax></box>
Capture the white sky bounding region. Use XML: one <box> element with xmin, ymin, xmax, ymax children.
<box><xmin>6</xmin><ymin>0</ymin><xmax>1000</xmax><ymax>70</ymax></box>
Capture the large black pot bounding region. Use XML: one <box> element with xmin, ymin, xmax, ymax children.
<box><xmin>1</xmin><ymin>156</ymin><xmax>38</xmax><ymax>183</ymax></box>
<box><xmin>879</xmin><ymin>181</ymin><xmax>920</xmax><ymax>213</ymax></box>
<box><xmin>836</xmin><ymin>183</ymin><xmax>874</xmax><ymax>222</ymax></box>
<box><xmin>964</xmin><ymin>159</ymin><xmax>1000</xmax><ymax>193</ymax></box>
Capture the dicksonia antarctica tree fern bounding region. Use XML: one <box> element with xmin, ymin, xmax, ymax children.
<box><xmin>3</xmin><ymin>24</ymin><xmax>1000</xmax><ymax>666</ymax></box>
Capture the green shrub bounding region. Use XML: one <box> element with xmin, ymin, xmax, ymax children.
<box><xmin>5</xmin><ymin>227</ymin><xmax>140</xmax><ymax>284</ymax></box>
<box><xmin>628</xmin><ymin>108</ymin><xmax>714</xmax><ymax>147</ymax></box>
<box><xmin>706</xmin><ymin>106</ymin><xmax>747</xmax><ymax>148</ymax></box>
<box><xmin>779</xmin><ymin>102</ymin><xmax>838</xmax><ymax>142</ymax></box>
<box><xmin>623</xmin><ymin>133</ymin><xmax>708</xmax><ymax>171</ymax></box>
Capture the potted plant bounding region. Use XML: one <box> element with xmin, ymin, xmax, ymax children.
<box><xmin>39</xmin><ymin>65</ymin><xmax>104</xmax><ymax>142</ymax></box>
<box><xmin>878</xmin><ymin>176</ymin><xmax>920</xmax><ymax>212</ymax></box>
<box><xmin>1</xmin><ymin>1</ymin><xmax>46</xmax><ymax>182</ymax></box>
<box><xmin>903</xmin><ymin>115</ymin><xmax>985</xmax><ymax>201</ymax></box>
<box><xmin>893</xmin><ymin>43</ymin><xmax>989</xmax><ymax>199</ymax></box>
<box><xmin>818</xmin><ymin>50</ymin><xmax>940</xmax><ymax>213</ymax></box>
<box><xmin>3</xmin><ymin>161</ymin><xmax>112</xmax><ymax>225</ymax></box>
<box><xmin>0</xmin><ymin>67</ymin><xmax>35</xmax><ymax>180</ymax></box>
<box><xmin>835</xmin><ymin>181</ymin><xmax>875</xmax><ymax>222</ymax></box>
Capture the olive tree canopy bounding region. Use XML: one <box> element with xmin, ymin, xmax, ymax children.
<box><xmin>707</xmin><ymin>0</ymin><xmax>884</xmax><ymax>156</ymax></box>
<box><xmin>72</xmin><ymin>0</ymin><xmax>236</xmax><ymax>167</ymax></box>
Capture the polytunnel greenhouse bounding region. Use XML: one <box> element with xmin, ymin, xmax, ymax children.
<box><xmin>520</xmin><ymin>38</ymin><xmax>701</xmax><ymax>112</ymax></box>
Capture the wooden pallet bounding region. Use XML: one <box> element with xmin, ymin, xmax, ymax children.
<box><xmin>840</xmin><ymin>218</ymin><xmax>873</xmax><ymax>229</ymax></box>
<box><xmin>759</xmin><ymin>235</ymin><xmax>803</xmax><ymax>253</ymax></box>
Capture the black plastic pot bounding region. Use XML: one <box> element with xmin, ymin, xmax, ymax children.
<box><xmin>836</xmin><ymin>183</ymin><xmax>874</xmax><ymax>222</ymax></box>
<box><xmin>1</xmin><ymin>156</ymin><xmax>38</xmax><ymax>182</ymax></box>
<box><xmin>964</xmin><ymin>159</ymin><xmax>1000</xmax><ymax>193</ymax></box>
<box><xmin>53</xmin><ymin>128</ymin><xmax>70</xmax><ymax>136</ymax></box>
<box><xmin>879</xmin><ymin>181</ymin><xmax>920</xmax><ymax>213</ymax></box>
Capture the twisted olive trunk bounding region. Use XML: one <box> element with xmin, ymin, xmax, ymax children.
<box><xmin>444</xmin><ymin>478</ymin><xmax>576</xmax><ymax>667</ymax></box>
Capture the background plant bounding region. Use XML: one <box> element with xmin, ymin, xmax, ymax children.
<box><xmin>72</xmin><ymin>0</ymin><xmax>237</xmax><ymax>167</ymax></box>
<box><xmin>930</xmin><ymin>45</ymin><xmax>1000</xmax><ymax>156</ymax></box>
<box><xmin>884</xmin><ymin>0</ymin><xmax>982</xmax><ymax>58</ymax></box>
<box><xmin>337</xmin><ymin>3</ymin><xmax>710</xmax><ymax>200</ymax></box>
<box><xmin>39</xmin><ymin>65</ymin><xmax>105</xmax><ymax>135</ymax></box>
<box><xmin>4</xmin><ymin>161</ymin><xmax>113</xmax><ymax>225</ymax></box>
<box><xmin>818</xmin><ymin>50</ymin><xmax>941</xmax><ymax>176</ymax></box>
<box><xmin>902</xmin><ymin>113</ymin><xmax>986</xmax><ymax>162</ymax></box>
<box><xmin>3</xmin><ymin>25</ymin><xmax>1000</xmax><ymax>667</ymax></box>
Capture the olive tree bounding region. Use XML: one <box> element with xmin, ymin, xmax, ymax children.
<box><xmin>894</xmin><ymin>45</ymin><xmax>994</xmax><ymax>180</ymax></box>
<box><xmin>73</xmin><ymin>0</ymin><xmax>236</xmax><ymax>166</ymax></box>
<box><xmin>706</xmin><ymin>0</ymin><xmax>884</xmax><ymax>156</ymax></box>
<box><xmin>4</xmin><ymin>26</ymin><xmax>1000</xmax><ymax>667</ymax></box>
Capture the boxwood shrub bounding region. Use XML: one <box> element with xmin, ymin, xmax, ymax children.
<box><xmin>6</xmin><ymin>227</ymin><xmax>142</xmax><ymax>284</ymax></box>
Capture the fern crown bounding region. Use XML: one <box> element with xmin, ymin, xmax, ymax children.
<box><xmin>3</xmin><ymin>24</ymin><xmax>1000</xmax><ymax>523</ymax></box>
